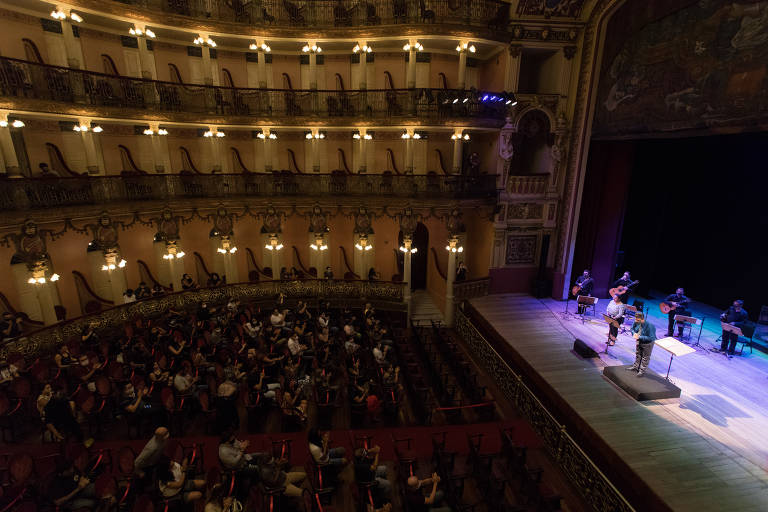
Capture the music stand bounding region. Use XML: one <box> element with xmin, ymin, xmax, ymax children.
<box><xmin>577</xmin><ymin>296</ymin><xmax>598</xmax><ymax>322</ymax></box>
<box><xmin>674</xmin><ymin>314</ymin><xmax>704</xmax><ymax>347</ymax></box>
<box><xmin>716</xmin><ymin>322</ymin><xmax>743</xmax><ymax>356</ymax></box>
<box><xmin>655</xmin><ymin>336</ymin><xmax>696</xmax><ymax>380</ymax></box>
<box><xmin>602</xmin><ymin>314</ymin><xmax>619</xmax><ymax>353</ymax></box>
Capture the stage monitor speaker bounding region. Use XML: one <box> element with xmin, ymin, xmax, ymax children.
<box><xmin>573</xmin><ymin>338</ymin><xmax>599</xmax><ymax>358</ymax></box>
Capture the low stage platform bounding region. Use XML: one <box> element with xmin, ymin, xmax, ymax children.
<box><xmin>603</xmin><ymin>364</ymin><xmax>681</xmax><ymax>401</ymax></box>
<box><xmin>469</xmin><ymin>294</ymin><xmax>768</xmax><ymax>512</ymax></box>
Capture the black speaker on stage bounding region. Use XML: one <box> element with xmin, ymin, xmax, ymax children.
<box><xmin>573</xmin><ymin>338</ymin><xmax>599</xmax><ymax>358</ymax></box>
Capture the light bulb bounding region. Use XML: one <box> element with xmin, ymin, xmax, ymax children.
<box><xmin>269</xmin><ymin>133</ymin><xmax>277</xmax><ymax>139</ymax></box>
<box><xmin>353</xmin><ymin>133</ymin><xmax>361</xmax><ymax>140</ymax></box>
<box><xmin>265</xmin><ymin>244</ymin><xmax>273</xmax><ymax>251</ymax></box>
<box><xmin>70</xmin><ymin>13</ymin><xmax>83</xmax><ymax>22</ymax></box>
<box><xmin>28</xmin><ymin>277</ymin><xmax>36</xmax><ymax>284</ymax></box>
<box><xmin>176</xmin><ymin>251</ymin><xmax>185</xmax><ymax>258</ymax></box>
<box><xmin>144</xmin><ymin>129</ymin><xmax>154</xmax><ymax>135</ymax></box>
<box><xmin>257</xmin><ymin>133</ymin><xmax>266</xmax><ymax>139</ymax></box>
<box><xmin>469</xmin><ymin>45</ymin><xmax>476</xmax><ymax>53</ymax></box>
<box><xmin>464</xmin><ymin>134</ymin><xmax>470</xmax><ymax>140</ymax></box>
<box><xmin>163</xmin><ymin>254</ymin><xmax>171</xmax><ymax>260</ymax></box>
<box><xmin>11</xmin><ymin>120</ymin><xmax>24</xmax><ymax>128</ymax></box>
<box><xmin>353</xmin><ymin>44</ymin><xmax>360</xmax><ymax>53</ymax></box>
<box><xmin>458</xmin><ymin>247</ymin><xmax>464</xmax><ymax>253</ymax></box>
<box><xmin>364</xmin><ymin>134</ymin><xmax>372</xmax><ymax>140</ymax></box>
<box><xmin>365</xmin><ymin>245</ymin><xmax>372</xmax><ymax>251</ymax></box>
<box><xmin>101</xmin><ymin>265</ymin><xmax>109</xmax><ymax>271</ymax></box>
<box><xmin>262</xmin><ymin>43</ymin><xmax>271</xmax><ymax>52</ymax></box>
<box><xmin>217</xmin><ymin>248</ymin><xmax>226</xmax><ymax>254</ymax></box>
<box><xmin>51</xmin><ymin>274</ymin><xmax>60</xmax><ymax>281</ymax></box>
<box><xmin>250</xmin><ymin>43</ymin><xmax>258</xmax><ymax>50</ymax></box>
<box><xmin>229</xmin><ymin>247</ymin><xmax>237</xmax><ymax>253</ymax></box>
<box><xmin>119</xmin><ymin>259</ymin><xmax>127</xmax><ymax>267</ymax></box>
<box><xmin>446</xmin><ymin>246</ymin><xmax>451</xmax><ymax>251</ymax></box>
<box><xmin>306</xmin><ymin>133</ymin><xmax>313</xmax><ymax>139</ymax></box>
<box><xmin>158</xmin><ymin>128</ymin><xmax>168</xmax><ymax>135</ymax></box>
<box><xmin>276</xmin><ymin>244</ymin><xmax>283</xmax><ymax>250</ymax></box>
<box><xmin>73</xmin><ymin>126</ymin><xmax>81</xmax><ymax>132</ymax></box>
<box><xmin>145</xmin><ymin>29</ymin><xmax>156</xmax><ymax>38</ymax></box>
<box><xmin>108</xmin><ymin>264</ymin><xmax>116</xmax><ymax>270</ymax></box>
<box><xmin>411</xmin><ymin>248</ymin><xmax>417</xmax><ymax>254</ymax></box>
<box><xmin>92</xmin><ymin>126</ymin><xmax>103</xmax><ymax>133</ymax></box>
<box><xmin>355</xmin><ymin>243</ymin><xmax>363</xmax><ymax>251</ymax></box>
<box><xmin>204</xmin><ymin>131</ymin><xmax>214</xmax><ymax>137</ymax></box>
<box><xmin>400</xmin><ymin>246</ymin><xmax>406</xmax><ymax>253</ymax></box>
<box><xmin>207</xmin><ymin>38</ymin><xmax>216</xmax><ymax>47</ymax></box>
<box><xmin>215</xmin><ymin>131</ymin><xmax>225</xmax><ymax>137</ymax></box>
<box><xmin>302</xmin><ymin>45</ymin><xmax>310</xmax><ymax>52</ymax></box>
<box><xmin>320</xmin><ymin>245</ymin><xmax>328</xmax><ymax>251</ymax></box>
<box><xmin>413</xmin><ymin>133</ymin><xmax>421</xmax><ymax>140</ymax></box>
<box><xmin>130</xmin><ymin>28</ymin><xmax>141</xmax><ymax>36</ymax></box>
<box><xmin>0</xmin><ymin>121</ymin><xmax>7</xmax><ymax>127</ymax></box>
<box><xmin>401</xmin><ymin>133</ymin><xmax>410</xmax><ymax>139</ymax></box>
<box><xmin>403</xmin><ymin>43</ymin><xmax>410</xmax><ymax>51</ymax></box>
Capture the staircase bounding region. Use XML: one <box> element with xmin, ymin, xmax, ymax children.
<box><xmin>410</xmin><ymin>289</ymin><xmax>445</xmax><ymax>327</ymax></box>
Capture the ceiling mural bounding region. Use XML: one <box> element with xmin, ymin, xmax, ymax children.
<box><xmin>594</xmin><ymin>0</ymin><xmax>768</xmax><ymax>136</ymax></box>
<box><xmin>516</xmin><ymin>0</ymin><xmax>586</xmax><ymax>17</ymax></box>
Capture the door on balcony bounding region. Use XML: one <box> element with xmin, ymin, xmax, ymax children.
<box><xmin>399</xmin><ymin>222</ymin><xmax>428</xmax><ymax>290</ymax></box>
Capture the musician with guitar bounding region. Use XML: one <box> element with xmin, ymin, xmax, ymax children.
<box><xmin>611</xmin><ymin>271</ymin><xmax>639</xmax><ymax>304</ymax></box>
<box><xmin>572</xmin><ymin>270</ymin><xmax>594</xmax><ymax>314</ymax></box>
<box><xmin>661</xmin><ymin>288</ymin><xmax>690</xmax><ymax>337</ymax></box>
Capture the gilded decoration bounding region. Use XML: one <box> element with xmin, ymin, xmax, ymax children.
<box><xmin>353</xmin><ymin>206</ymin><xmax>374</xmax><ymax>235</ymax></box>
<box><xmin>507</xmin><ymin>203</ymin><xmax>544</xmax><ymax>220</ymax></box>
<box><xmin>516</xmin><ymin>0</ymin><xmax>586</xmax><ymax>18</ymax></box>
<box><xmin>261</xmin><ymin>205</ymin><xmax>283</xmax><ymax>234</ymax></box>
<box><xmin>454</xmin><ymin>310</ymin><xmax>634</xmax><ymax>512</ymax></box>
<box><xmin>505</xmin><ymin>234</ymin><xmax>537</xmax><ymax>264</ymax></box>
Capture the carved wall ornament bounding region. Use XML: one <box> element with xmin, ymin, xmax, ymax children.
<box><xmin>308</xmin><ymin>204</ymin><xmax>329</xmax><ymax>233</ymax></box>
<box><xmin>446</xmin><ymin>207</ymin><xmax>466</xmax><ymax>237</ymax></box>
<box><xmin>261</xmin><ymin>205</ymin><xmax>283</xmax><ymax>234</ymax></box>
<box><xmin>353</xmin><ymin>206</ymin><xmax>374</xmax><ymax>235</ymax></box>
<box><xmin>499</xmin><ymin>130</ymin><xmax>515</xmax><ymax>161</ymax></box>
<box><xmin>507</xmin><ymin>203</ymin><xmax>544</xmax><ymax>220</ymax></box>
<box><xmin>2</xmin><ymin>220</ymin><xmax>51</xmax><ymax>268</ymax></box>
<box><xmin>564</xmin><ymin>46</ymin><xmax>578</xmax><ymax>60</ymax></box>
<box><xmin>398</xmin><ymin>206</ymin><xmax>419</xmax><ymax>238</ymax></box>
<box><xmin>209</xmin><ymin>206</ymin><xmax>235</xmax><ymax>237</ymax></box>
<box><xmin>505</xmin><ymin>235</ymin><xmax>538</xmax><ymax>265</ymax></box>
<box><xmin>90</xmin><ymin>212</ymin><xmax>120</xmax><ymax>253</ymax></box>
<box><xmin>154</xmin><ymin>208</ymin><xmax>181</xmax><ymax>242</ymax></box>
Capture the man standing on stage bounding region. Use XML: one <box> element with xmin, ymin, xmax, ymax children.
<box><xmin>627</xmin><ymin>312</ymin><xmax>656</xmax><ymax>377</ymax></box>
<box><xmin>612</xmin><ymin>271</ymin><xmax>634</xmax><ymax>303</ymax></box>
<box><xmin>606</xmin><ymin>294</ymin><xmax>625</xmax><ymax>345</ymax></box>
<box><xmin>718</xmin><ymin>300</ymin><xmax>748</xmax><ymax>356</ymax></box>
<box><xmin>574</xmin><ymin>270</ymin><xmax>594</xmax><ymax>314</ymax></box>
<box><xmin>664</xmin><ymin>287</ymin><xmax>690</xmax><ymax>337</ymax></box>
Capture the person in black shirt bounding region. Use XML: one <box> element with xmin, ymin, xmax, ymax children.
<box><xmin>663</xmin><ymin>288</ymin><xmax>690</xmax><ymax>337</ymax></box>
<box><xmin>368</xmin><ymin>268</ymin><xmax>379</xmax><ymax>281</ymax></box>
<box><xmin>324</xmin><ymin>266</ymin><xmax>334</xmax><ymax>280</ymax></box>
<box><xmin>353</xmin><ymin>446</ymin><xmax>391</xmax><ymax>499</ymax></box>
<box><xmin>574</xmin><ymin>270</ymin><xmax>594</xmax><ymax>314</ymax></box>
<box><xmin>718</xmin><ymin>300</ymin><xmax>749</xmax><ymax>355</ymax></box>
<box><xmin>207</xmin><ymin>273</ymin><xmax>222</xmax><ymax>287</ymax></box>
<box><xmin>152</xmin><ymin>283</ymin><xmax>165</xmax><ymax>297</ymax></box>
<box><xmin>135</xmin><ymin>282</ymin><xmax>151</xmax><ymax>299</ymax></box>
<box><xmin>181</xmin><ymin>274</ymin><xmax>197</xmax><ymax>290</ymax></box>
<box><xmin>48</xmin><ymin>457</ymin><xmax>96</xmax><ymax>511</ymax></box>
<box><xmin>455</xmin><ymin>262</ymin><xmax>468</xmax><ymax>282</ymax></box>
<box><xmin>405</xmin><ymin>473</ymin><xmax>451</xmax><ymax>512</ymax></box>
<box><xmin>44</xmin><ymin>386</ymin><xmax>83</xmax><ymax>442</ymax></box>
<box><xmin>1</xmin><ymin>312</ymin><xmax>23</xmax><ymax>340</ymax></box>
<box><xmin>612</xmin><ymin>271</ymin><xmax>634</xmax><ymax>304</ymax></box>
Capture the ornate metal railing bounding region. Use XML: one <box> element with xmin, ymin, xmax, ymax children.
<box><xmin>0</xmin><ymin>173</ymin><xmax>497</xmax><ymax>211</ymax></box>
<box><xmin>454</xmin><ymin>307</ymin><xmax>635</xmax><ymax>512</ymax></box>
<box><xmin>108</xmin><ymin>0</ymin><xmax>510</xmax><ymax>31</ymax></box>
<box><xmin>453</xmin><ymin>276</ymin><xmax>489</xmax><ymax>301</ymax></box>
<box><xmin>0</xmin><ymin>279</ymin><xmax>406</xmax><ymax>359</ymax></box>
<box><xmin>507</xmin><ymin>174</ymin><xmax>548</xmax><ymax>195</ymax></box>
<box><xmin>0</xmin><ymin>57</ymin><xmax>508</xmax><ymax>123</ymax></box>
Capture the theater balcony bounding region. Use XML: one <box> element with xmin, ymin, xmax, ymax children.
<box><xmin>61</xmin><ymin>0</ymin><xmax>517</xmax><ymax>39</ymax></box>
<box><xmin>0</xmin><ymin>173</ymin><xmax>498</xmax><ymax>214</ymax></box>
<box><xmin>0</xmin><ymin>57</ymin><xmax>509</xmax><ymax>127</ymax></box>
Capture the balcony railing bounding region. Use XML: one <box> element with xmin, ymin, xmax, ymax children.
<box><xmin>0</xmin><ymin>279</ymin><xmax>407</xmax><ymax>360</ymax></box>
<box><xmin>453</xmin><ymin>276</ymin><xmax>490</xmax><ymax>301</ymax></box>
<box><xmin>0</xmin><ymin>57</ymin><xmax>508</xmax><ymax>123</ymax></box>
<box><xmin>0</xmin><ymin>173</ymin><xmax>498</xmax><ymax>211</ymax></box>
<box><xmin>507</xmin><ymin>174</ymin><xmax>548</xmax><ymax>195</ymax></box>
<box><xmin>111</xmin><ymin>0</ymin><xmax>510</xmax><ymax>31</ymax></box>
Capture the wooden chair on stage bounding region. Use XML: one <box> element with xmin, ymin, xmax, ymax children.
<box><xmin>736</xmin><ymin>324</ymin><xmax>756</xmax><ymax>355</ymax></box>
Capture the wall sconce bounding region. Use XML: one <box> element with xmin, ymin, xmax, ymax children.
<box><xmin>456</xmin><ymin>42</ymin><xmax>476</xmax><ymax>53</ymax></box>
<box><xmin>129</xmin><ymin>27</ymin><xmax>156</xmax><ymax>38</ymax></box>
<box><xmin>305</xmin><ymin>131</ymin><xmax>326</xmax><ymax>140</ymax></box>
<box><xmin>163</xmin><ymin>251</ymin><xmax>185</xmax><ymax>260</ymax></box>
<box><xmin>451</xmin><ymin>133</ymin><xmax>470</xmax><ymax>141</ymax></box>
<box><xmin>399</xmin><ymin>245</ymin><xmax>417</xmax><ymax>254</ymax></box>
<box><xmin>0</xmin><ymin>120</ymin><xmax>24</xmax><ymax>128</ymax></box>
<box><xmin>402</xmin><ymin>132</ymin><xmax>422</xmax><ymax>140</ymax></box>
<box><xmin>101</xmin><ymin>259</ymin><xmax>127</xmax><ymax>271</ymax></box>
<box><xmin>52</xmin><ymin>10</ymin><xmax>83</xmax><ymax>22</ymax></box>
<box><xmin>217</xmin><ymin>247</ymin><xmax>237</xmax><ymax>254</ymax></box>
<box><xmin>144</xmin><ymin>128</ymin><xmax>168</xmax><ymax>135</ymax></box>
<box><xmin>353</xmin><ymin>131</ymin><xmax>373</xmax><ymax>140</ymax></box>
<box><xmin>353</xmin><ymin>43</ymin><xmax>372</xmax><ymax>53</ymax></box>
<box><xmin>250</xmin><ymin>42</ymin><xmax>271</xmax><ymax>51</ymax></box>
<box><xmin>445</xmin><ymin>238</ymin><xmax>464</xmax><ymax>253</ymax></box>
<box><xmin>302</xmin><ymin>43</ymin><xmax>322</xmax><ymax>53</ymax></box>
<box><xmin>265</xmin><ymin>236</ymin><xmax>283</xmax><ymax>251</ymax></box>
<box><xmin>194</xmin><ymin>36</ymin><xmax>217</xmax><ymax>47</ymax></box>
<box><xmin>355</xmin><ymin>236</ymin><xmax>373</xmax><ymax>251</ymax></box>
<box><xmin>28</xmin><ymin>273</ymin><xmax>58</xmax><ymax>285</ymax></box>
<box><xmin>256</xmin><ymin>131</ymin><xmax>277</xmax><ymax>139</ymax></box>
<box><xmin>204</xmin><ymin>130</ymin><xmax>225</xmax><ymax>138</ymax></box>
<box><xmin>403</xmin><ymin>42</ymin><xmax>423</xmax><ymax>51</ymax></box>
<box><xmin>310</xmin><ymin>235</ymin><xmax>328</xmax><ymax>251</ymax></box>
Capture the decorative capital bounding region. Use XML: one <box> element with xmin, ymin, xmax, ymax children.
<box><xmin>563</xmin><ymin>46</ymin><xmax>578</xmax><ymax>60</ymax></box>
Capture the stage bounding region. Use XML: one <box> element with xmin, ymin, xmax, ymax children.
<box><xmin>469</xmin><ymin>293</ymin><xmax>768</xmax><ymax>512</ymax></box>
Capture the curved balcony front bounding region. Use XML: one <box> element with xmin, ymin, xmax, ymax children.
<box><xmin>71</xmin><ymin>0</ymin><xmax>511</xmax><ymax>37</ymax></box>
<box><xmin>0</xmin><ymin>173</ymin><xmax>498</xmax><ymax>212</ymax></box>
<box><xmin>0</xmin><ymin>57</ymin><xmax>508</xmax><ymax>126</ymax></box>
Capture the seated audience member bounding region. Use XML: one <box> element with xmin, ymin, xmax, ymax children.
<box><xmin>218</xmin><ymin>429</ymin><xmax>264</xmax><ymax>475</ymax></box>
<box><xmin>157</xmin><ymin>455</ymin><xmax>205</xmax><ymax>503</ymax></box>
<box><xmin>308</xmin><ymin>427</ymin><xmax>347</xmax><ymax>468</ymax></box>
<box><xmin>121</xmin><ymin>382</ymin><xmax>159</xmax><ymax>421</ymax></box>
<box><xmin>55</xmin><ymin>344</ymin><xmax>74</xmax><ymax>369</ymax></box>
<box><xmin>48</xmin><ymin>457</ymin><xmax>97</xmax><ymax>511</ymax></box>
<box><xmin>204</xmin><ymin>484</ymin><xmax>236</xmax><ymax>512</ymax></box>
<box><xmin>406</xmin><ymin>473</ymin><xmax>452</xmax><ymax>512</ymax></box>
<box><xmin>256</xmin><ymin>453</ymin><xmax>307</xmax><ymax>497</ymax></box>
<box><xmin>152</xmin><ymin>283</ymin><xmax>166</xmax><ymax>297</ymax></box>
<box><xmin>323</xmin><ymin>266</ymin><xmax>334</xmax><ymax>280</ymax></box>
<box><xmin>354</xmin><ymin>445</ymin><xmax>392</xmax><ymax>498</ymax></box>
<box><xmin>134</xmin><ymin>427</ymin><xmax>170</xmax><ymax>477</ymax></box>
<box><xmin>181</xmin><ymin>273</ymin><xmax>197</xmax><ymax>290</ymax></box>
<box><xmin>207</xmin><ymin>273</ymin><xmax>222</xmax><ymax>287</ymax></box>
<box><xmin>1</xmin><ymin>311</ymin><xmax>24</xmax><ymax>340</ymax></box>
<box><xmin>123</xmin><ymin>289</ymin><xmax>137</xmax><ymax>303</ymax></box>
<box><xmin>44</xmin><ymin>385</ymin><xmax>85</xmax><ymax>443</ymax></box>
<box><xmin>135</xmin><ymin>281</ymin><xmax>152</xmax><ymax>299</ymax></box>
<box><xmin>37</xmin><ymin>383</ymin><xmax>53</xmax><ymax>421</ymax></box>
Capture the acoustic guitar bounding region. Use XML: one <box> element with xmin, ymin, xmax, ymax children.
<box><xmin>608</xmin><ymin>280</ymin><xmax>639</xmax><ymax>297</ymax></box>
<box><xmin>571</xmin><ymin>277</ymin><xmax>593</xmax><ymax>297</ymax></box>
<box><xmin>659</xmin><ymin>301</ymin><xmax>684</xmax><ymax>314</ymax></box>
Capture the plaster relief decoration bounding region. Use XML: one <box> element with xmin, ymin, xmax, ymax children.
<box><xmin>261</xmin><ymin>205</ymin><xmax>283</xmax><ymax>235</ymax></box>
<box><xmin>8</xmin><ymin>220</ymin><xmax>50</xmax><ymax>268</ymax></box>
<box><xmin>353</xmin><ymin>206</ymin><xmax>374</xmax><ymax>235</ymax></box>
<box><xmin>507</xmin><ymin>203</ymin><xmax>544</xmax><ymax>220</ymax></box>
<box><xmin>446</xmin><ymin>207</ymin><xmax>466</xmax><ymax>237</ymax></box>
<box><xmin>398</xmin><ymin>206</ymin><xmax>419</xmax><ymax>238</ymax></box>
<box><xmin>517</xmin><ymin>0</ymin><xmax>585</xmax><ymax>18</ymax></box>
<box><xmin>505</xmin><ymin>235</ymin><xmax>538</xmax><ymax>265</ymax></box>
<box><xmin>153</xmin><ymin>208</ymin><xmax>181</xmax><ymax>242</ymax></box>
<box><xmin>595</xmin><ymin>1</ymin><xmax>768</xmax><ymax>136</ymax></box>
<box><xmin>209</xmin><ymin>206</ymin><xmax>235</xmax><ymax>238</ymax></box>
<box><xmin>90</xmin><ymin>212</ymin><xmax>120</xmax><ymax>253</ymax></box>
<box><xmin>308</xmin><ymin>204</ymin><xmax>329</xmax><ymax>233</ymax></box>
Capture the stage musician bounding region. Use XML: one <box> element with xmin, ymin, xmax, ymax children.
<box><xmin>627</xmin><ymin>312</ymin><xmax>656</xmax><ymax>377</ymax></box>
<box><xmin>605</xmin><ymin>294</ymin><xmax>625</xmax><ymax>345</ymax></box>
<box><xmin>718</xmin><ymin>300</ymin><xmax>748</xmax><ymax>356</ymax></box>
<box><xmin>664</xmin><ymin>288</ymin><xmax>690</xmax><ymax>337</ymax></box>
<box><xmin>612</xmin><ymin>271</ymin><xmax>633</xmax><ymax>304</ymax></box>
<box><xmin>574</xmin><ymin>270</ymin><xmax>594</xmax><ymax>314</ymax></box>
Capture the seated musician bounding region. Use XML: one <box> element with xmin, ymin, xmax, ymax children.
<box><xmin>718</xmin><ymin>300</ymin><xmax>748</xmax><ymax>356</ymax></box>
<box><xmin>605</xmin><ymin>294</ymin><xmax>625</xmax><ymax>345</ymax></box>
<box><xmin>612</xmin><ymin>271</ymin><xmax>633</xmax><ymax>304</ymax></box>
<box><xmin>574</xmin><ymin>270</ymin><xmax>594</xmax><ymax>314</ymax></box>
<box><xmin>664</xmin><ymin>287</ymin><xmax>690</xmax><ymax>337</ymax></box>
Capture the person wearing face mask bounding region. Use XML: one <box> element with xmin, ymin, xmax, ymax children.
<box><xmin>121</xmin><ymin>382</ymin><xmax>158</xmax><ymax>420</ymax></box>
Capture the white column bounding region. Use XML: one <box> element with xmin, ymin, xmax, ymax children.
<box><xmin>457</xmin><ymin>51</ymin><xmax>467</xmax><ymax>90</ymax></box>
<box><xmin>505</xmin><ymin>45</ymin><xmax>522</xmax><ymax>92</ymax></box>
<box><xmin>451</xmin><ymin>130</ymin><xmax>464</xmax><ymax>174</ymax></box>
<box><xmin>257</xmin><ymin>45</ymin><xmax>269</xmax><ymax>88</ymax></box>
<box><xmin>0</xmin><ymin>113</ymin><xmax>21</xmax><ymax>177</ymax></box>
<box><xmin>148</xmin><ymin>123</ymin><xmax>171</xmax><ymax>173</ymax></box>
<box><xmin>357</xmin><ymin>129</ymin><xmax>368</xmax><ymax>173</ymax></box>
<box><xmin>309</xmin><ymin>50</ymin><xmax>318</xmax><ymax>90</ymax></box>
<box><xmin>78</xmin><ymin>119</ymin><xmax>103</xmax><ymax>175</ymax></box>
<box><xmin>404</xmin><ymin>130</ymin><xmax>414</xmax><ymax>174</ymax></box>
<box><xmin>402</xmin><ymin>239</ymin><xmax>413</xmax><ymax>321</ymax></box>
<box><xmin>445</xmin><ymin>245</ymin><xmax>457</xmax><ymax>327</ymax></box>
<box><xmin>406</xmin><ymin>42</ymin><xmax>417</xmax><ymax>88</ymax></box>
<box><xmin>262</xmin><ymin>129</ymin><xmax>274</xmax><ymax>171</ymax></box>
<box><xmin>357</xmin><ymin>44</ymin><xmax>368</xmax><ymax>90</ymax></box>
<box><xmin>137</xmin><ymin>36</ymin><xmax>157</xmax><ymax>79</ymax></box>
<box><xmin>60</xmin><ymin>18</ymin><xmax>84</xmax><ymax>69</ymax></box>
<box><xmin>201</xmin><ymin>46</ymin><xmax>214</xmax><ymax>85</ymax></box>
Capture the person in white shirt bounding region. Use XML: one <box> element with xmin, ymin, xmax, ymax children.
<box><xmin>244</xmin><ymin>320</ymin><xmax>261</xmax><ymax>340</ymax></box>
<box><xmin>308</xmin><ymin>428</ymin><xmax>346</xmax><ymax>467</ymax></box>
<box><xmin>372</xmin><ymin>342</ymin><xmax>389</xmax><ymax>365</ymax></box>
<box><xmin>606</xmin><ymin>294</ymin><xmax>626</xmax><ymax>345</ymax></box>
<box><xmin>270</xmin><ymin>308</ymin><xmax>285</xmax><ymax>327</ymax></box>
<box><xmin>157</xmin><ymin>454</ymin><xmax>205</xmax><ymax>502</ymax></box>
<box><xmin>123</xmin><ymin>289</ymin><xmax>136</xmax><ymax>304</ymax></box>
<box><xmin>287</xmin><ymin>334</ymin><xmax>307</xmax><ymax>357</ymax></box>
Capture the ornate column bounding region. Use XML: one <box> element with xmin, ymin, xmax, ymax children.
<box><xmin>306</xmin><ymin>129</ymin><xmax>325</xmax><ymax>172</ymax></box>
<box><xmin>402</xmin><ymin>129</ymin><xmax>415</xmax><ymax>174</ymax></box>
<box><xmin>404</xmin><ymin>40</ymin><xmax>422</xmax><ymax>88</ymax></box>
<box><xmin>456</xmin><ymin>41</ymin><xmax>475</xmax><ymax>90</ymax></box>
<box><xmin>505</xmin><ymin>45</ymin><xmax>523</xmax><ymax>92</ymax></box>
<box><xmin>75</xmin><ymin>119</ymin><xmax>104</xmax><ymax>175</ymax></box>
<box><xmin>143</xmin><ymin>123</ymin><xmax>171</xmax><ymax>173</ymax></box>
<box><xmin>56</xmin><ymin>10</ymin><xmax>85</xmax><ymax>69</ymax></box>
<box><xmin>451</xmin><ymin>129</ymin><xmax>469</xmax><ymax>174</ymax></box>
<box><xmin>0</xmin><ymin>113</ymin><xmax>22</xmax><ymax>177</ymax></box>
<box><xmin>560</xmin><ymin>46</ymin><xmax>578</xmax><ymax>97</ymax></box>
<box><xmin>303</xmin><ymin>42</ymin><xmax>322</xmax><ymax>90</ymax></box>
<box><xmin>248</xmin><ymin>41</ymin><xmax>271</xmax><ymax>88</ymax></box>
<box><xmin>134</xmin><ymin>27</ymin><xmax>158</xmax><ymax>79</ymax></box>
<box><xmin>353</xmin><ymin>42</ymin><xmax>372</xmax><ymax>90</ymax></box>
<box><xmin>204</xmin><ymin>126</ymin><xmax>227</xmax><ymax>172</ymax></box>
<box><xmin>354</xmin><ymin>129</ymin><xmax>372</xmax><ymax>173</ymax></box>
<box><xmin>256</xmin><ymin>129</ymin><xmax>276</xmax><ymax>172</ymax></box>
<box><xmin>444</xmin><ymin>208</ymin><xmax>466</xmax><ymax>327</ymax></box>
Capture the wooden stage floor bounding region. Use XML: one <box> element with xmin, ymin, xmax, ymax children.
<box><xmin>469</xmin><ymin>294</ymin><xmax>768</xmax><ymax>512</ymax></box>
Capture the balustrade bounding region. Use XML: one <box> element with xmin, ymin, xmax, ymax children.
<box><xmin>507</xmin><ymin>174</ymin><xmax>548</xmax><ymax>195</ymax></box>
<box><xmin>0</xmin><ymin>173</ymin><xmax>497</xmax><ymax>211</ymax></box>
<box><xmin>111</xmin><ymin>0</ymin><xmax>510</xmax><ymax>31</ymax></box>
<box><xmin>0</xmin><ymin>57</ymin><xmax>508</xmax><ymax>123</ymax></box>
<box><xmin>453</xmin><ymin>276</ymin><xmax>490</xmax><ymax>301</ymax></box>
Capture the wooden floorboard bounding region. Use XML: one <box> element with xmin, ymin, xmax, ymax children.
<box><xmin>469</xmin><ymin>294</ymin><xmax>768</xmax><ymax>512</ymax></box>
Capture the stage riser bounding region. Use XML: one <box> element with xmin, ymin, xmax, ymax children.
<box><xmin>603</xmin><ymin>365</ymin><xmax>681</xmax><ymax>401</ymax></box>
<box><xmin>573</xmin><ymin>338</ymin><xmax>599</xmax><ymax>358</ymax></box>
